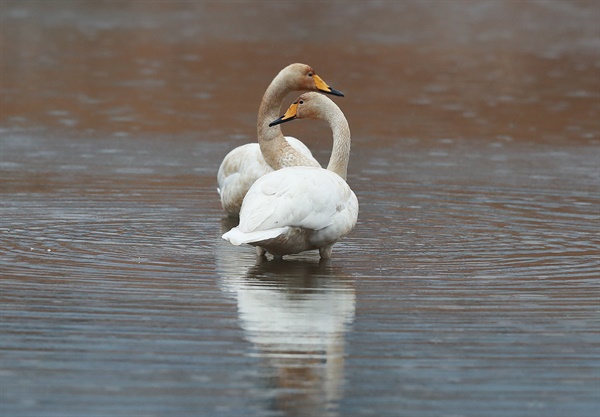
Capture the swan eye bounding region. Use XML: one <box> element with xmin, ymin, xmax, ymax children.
<box><xmin>299</xmin><ymin>100</ymin><xmax>304</xmax><ymax>104</ymax></box>
<box><xmin>308</xmin><ymin>72</ymin><xmax>313</xmax><ymax>77</ymax></box>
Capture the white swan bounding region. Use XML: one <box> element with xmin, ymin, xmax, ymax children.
<box><xmin>222</xmin><ymin>92</ymin><xmax>358</xmax><ymax>259</ymax></box>
<box><xmin>217</xmin><ymin>63</ymin><xmax>344</xmax><ymax>217</ymax></box>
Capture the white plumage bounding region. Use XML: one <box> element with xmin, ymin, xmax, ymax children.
<box><xmin>223</xmin><ymin>92</ymin><xmax>358</xmax><ymax>259</ymax></box>
<box><xmin>217</xmin><ymin>138</ymin><xmax>314</xmax><ymax>217</ymax></box>
<box><xmin>217</xmin><ymin>63</ymin><xmax>344</xmax><ymax>217</ymax></box>
<box><xmin>223</xmin><ymin>166</ymin><xmax>358</xmax><ymax>258</ymax></box>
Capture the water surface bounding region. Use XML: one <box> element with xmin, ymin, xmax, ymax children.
<box><xmin>1</xmin><ymin>2</ymin><xmax>599</xmax><ymax>416</ymax></box>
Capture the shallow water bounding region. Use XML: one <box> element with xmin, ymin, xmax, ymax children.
<box><xmin>1</xmin><ymin>2</ymin><xmax>599</xmax><ymax>417</ymax></box>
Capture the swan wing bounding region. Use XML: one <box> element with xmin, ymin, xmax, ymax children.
<box><xmin>217</xmin><ymin>138</ymin><xmax>314</xmax><ymax>190</ymax></box>
<box><xmin>217</xmin><ymin>144</ymin><xmax>272</xmax><ymax>215</ymax></box>
<box><xmin>238</xmin><ymin>166</ymin><xmax>357</xmax><ymax>234</ymax></box>
<box><xmin>285</xmin><ymin>136</ymin><xmax>315</xmax><ymax>161</ymax></box>
<box><xmin>217</xmin><ymin>139</ymin><xmax>318</xmax><ymax>216</ymax></box>
<box><xmin>217</xmin><ymin>144</ymin><xmax>269</xmax><ymax>189</ymax></box>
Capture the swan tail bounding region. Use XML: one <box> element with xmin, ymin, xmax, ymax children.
<box><xmin>222</xmin><ymin>227</ymin><xmax>287</xmax><ymax>246</ymax></box>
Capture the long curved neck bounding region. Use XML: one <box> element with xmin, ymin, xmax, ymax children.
<box><xmin>257</xmin><ymin>72</ymin><xmax>317</xmax><ymax>170</ymax></box>
<box><xmin>257</xmin><ymin>74</ymin><xmax>288</xmax><ymax>147</ymax></box>
<box><xmin>325</xmin><ymin>106</ymin><xmax>351</xmax><ymax>180</ymax></box>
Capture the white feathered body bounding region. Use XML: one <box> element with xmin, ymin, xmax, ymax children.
<box><xmin>217</xmin><ymin>137</ymin><xmax>315</xmax><ymax>217</ymax></box>
<box><xmin>222</xmin><ymin>166</ymin><xmax>359</xmax><ymax>257</ymax></box>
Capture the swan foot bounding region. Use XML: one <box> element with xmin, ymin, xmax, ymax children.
<box><xmin>319</xmin><ymin>244</ymin><xmax>333</xmax><ymax>259</ymax></box>
<box><xmin>256</xmin><ymin>246</ymin><xmax>267</xmax><ymax>257</ymax></box>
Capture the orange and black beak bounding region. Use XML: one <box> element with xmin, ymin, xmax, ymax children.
<box><xmin>313</xmin><ymin>74</ymin><xmax>344</xmax><ymax>97</ymax></box>
<box><xmin>269</xmin><ymin>102</ymin><xmax>299</xmax><ymax>127</ymax></box>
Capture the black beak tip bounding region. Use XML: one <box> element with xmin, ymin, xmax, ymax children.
<box><xmin>328</xmin><ymin>88</ymin><xmax>344</xmax><ymax>97</ymax></box>
<box><xmin>269</xmin><ymin>117</ymin><xmax>284</xmax><ymax>127</ymax></box>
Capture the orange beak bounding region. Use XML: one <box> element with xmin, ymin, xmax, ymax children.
<box><xmin>269</xmin><ymin>102</ymin><xmax>299</xmax><ymax>127</ymax></box>
<box><xmin>313</xmin><ymin>74</ymin><xmax>344</xmax><ymax>97</ymax></box>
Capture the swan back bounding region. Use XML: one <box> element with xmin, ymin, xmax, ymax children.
<box><xmin>223</xmin><ymin>166</ymin><xmax>359</xmax><ymax>256</ymax></box>
<box><xmin>217</xmin><ymin>138</ymin><xmax>316</xmax><ymax>216</ymax></box>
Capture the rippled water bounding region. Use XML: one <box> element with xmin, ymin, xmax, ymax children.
<box><xmin>1</xmin><ymin>2</ymin><xmax>599</xmax><ymax>417</ymax></box>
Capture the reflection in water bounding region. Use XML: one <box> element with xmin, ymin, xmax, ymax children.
<box><xmin>2</xmin><ymin>1</ymin><xmax>598</xmax><ymax>416</ymax></box>
<box><xmin>215</xmin><ymin>228</ymin><xmax>355</xmax><ymax>417</ymax></box>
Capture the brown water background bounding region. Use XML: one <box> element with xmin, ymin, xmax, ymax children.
<box><xmin>1</xmin><ymin>1</ymin><xmax>599</xmax><ymax>416</ymax></box>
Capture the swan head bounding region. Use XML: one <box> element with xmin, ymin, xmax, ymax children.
<box><xmin>281</xmin><ymin>63</ymin><xmax>344</xmax><ymax>97</ymax></box>
<box><xmin>269</xmin><ymin>92</ymin><xmax>332</xmax><ymax>126</ymax></box>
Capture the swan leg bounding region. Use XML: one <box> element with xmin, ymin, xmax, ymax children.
<box><xmin>256</xmin><ymin>246</ymin><xmax>267</xmax><ymax>257</ymax></box>
<box><xmin>319</xmin><ymin>244</ymin><xmax>334</xmax><ymax>259</ymax></box>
